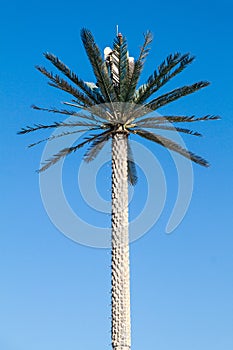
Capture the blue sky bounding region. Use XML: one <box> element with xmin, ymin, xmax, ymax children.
<box><xmin>1</xmin><ymin>0</ymin><xmax>233</xmax><ymax>349</ymax></box>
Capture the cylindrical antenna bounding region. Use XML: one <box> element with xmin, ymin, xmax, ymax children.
<box><xmin>116</xmin><ymin>25</ymin><xmax>119</xmax><ymax>36</ymax></box>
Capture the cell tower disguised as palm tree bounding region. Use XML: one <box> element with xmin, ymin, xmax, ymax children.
<box><xmin>19</xmin><ymin>29</ymin><xmax>219</xmax><ymax>350</ymax></box>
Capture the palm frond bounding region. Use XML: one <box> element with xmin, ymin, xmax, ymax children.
<box><xmin>124</xmin><ymin>31</ymin><xmax>153</xmax><ymax>102</ymax></box>
<box><xmin>17</xmin><ymin>120</ymin><xmax>97</xmax><ymax>135</ymax></box>
<box><xmin>36</xmin><ymin>66</ymin><xmax>94</xmax><ymax>107</ymax></box>
<box><xmin>80</xmin><ymin>28</ymin><xmax>117</xmax><ymax>102</ymax></box>
<box><xmin>133</xmin><ymin>129</ymin><xmax>209</xmax><ymax>166</ymax></box>
<box><xmin>32</xmin><ymin>104</ymin><xmax>77</xmax><ymax>116</ymax></box>
<box><xmin>44</xmin><ymin>53</ymin><xmax>105</xmax><ymax>104</ymax></box>
<box><xmin>134</xmin><ymin>53</ymin><xmax>194</xmax><ymax>104</ymax></box>
<box><xmin>28</xmin><ymin>129</ymin><xmax>95</xmax><ymax>148</ymax></box>
<box><xmin>61</xmin><ymin>101</ymin><xmax>117</xmax><ymax>123</ymax></box>
<box><xmin>84</xmin><ymin>131</ymin><xmax>112</xmax><ymax>162</ymax></box>
<box><xmin>146</xmin><ymin>81</ymin><xmax>210</xmax><ymax>111</ymax></box>
<box><xmin>32</xmin><ymin>104</ymin><xmax>106</xmax><ymax>123</ymax></box>
<box><xmin>38</xmin><ymin>147</ymin><xmax>76</xmax><ymax>172</ymax></box>
<box><xmin>134</xmin><ymin>114</ymin><xmax>220</xmax><ymax>125</ymax></box>
<box><xmin>127</xmin><ymin>139</ymin><xmax>137</xmax><ymax>185</ymax></box>
<box><xmin>111</xmin><ymin>34</ymin><xmax>129</xmax><ymax>100</ymax></box>
<box><xmin>38</xmin><ymin>129</ymin><xmax>112</xmax><ymax>172</ymax></box>
<box><xmin>135</xmin><ymin>124</ymin><xmax>202</xmax><ymax>136</ymax></box>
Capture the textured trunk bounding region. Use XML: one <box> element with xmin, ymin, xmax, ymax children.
<box><xmin>111</xmin><ymin>132</ymin><xmax>131</xmax><ymax>350</ymax></box>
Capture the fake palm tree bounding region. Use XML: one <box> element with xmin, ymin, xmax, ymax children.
<box><xmin>19</xmin><ymin>29</ymin><xmax>219</xmax><ymax>350</ymax></box>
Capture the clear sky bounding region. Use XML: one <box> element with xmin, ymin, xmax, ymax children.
<box><xmin>1</xmin><ymin>0</ymin><xmax>233</xmax><ymax>349</ymax></box>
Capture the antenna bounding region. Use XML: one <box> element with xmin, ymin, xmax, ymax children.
<box><xmin>116</xmin><ymin>25</ymin><xmax>119</xmax><ymax>36</ymax></box>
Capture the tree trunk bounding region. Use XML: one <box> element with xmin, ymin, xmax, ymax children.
<box><xmin>111</xmin><ymin>132</ymin><xmax>131</xmax><ymax>350</ymax></box>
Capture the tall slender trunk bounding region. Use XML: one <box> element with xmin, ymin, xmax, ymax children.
<box><xmin>111</xmin><ymin>132</ymin><xmax>131</xmax><ymax>350</ymax></box>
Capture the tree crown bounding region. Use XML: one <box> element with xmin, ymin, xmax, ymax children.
<box><xmin>18</xmin><ymin>28</ymin><xmax>220</xmax><ymax>184</ymax></box>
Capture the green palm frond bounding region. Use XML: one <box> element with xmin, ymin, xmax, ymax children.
<box><xmin>38</xmin><ymin>147</ymin><xmax>76</xmax><ymax>172</ymax></box>
<box><xmin>84</xmin><ymin>131</ymin><xmax>112</xmax><ymax>162</ymax></box>
<box><xmin>36</xmin><ymin>66</ymin><xmax>94</xmax><ymax>107</ymax></box>
<box><xmin>81</xmin><ymin>28</ymin><xmax>117</xmax><ymax>103</ymax></box>
<box><xmin>32</xmin><ymin>104</ymin><xmax>78</xmax><ymax>116</ymax></box>
<box><xmin>133</xmin><ymin>128</ymin><xmax>209</xmax><ymax>166</ymax></box>
<box><xmin>135</xmin><ymin>124</ymin><xmax>202</xmax><ymax>136</ymax></box>
<box><xmin>44</xmin><ymin>53</ymin><xmax>105</xmax><ymax>104</ymax></box>
<box><xmin>164</xmin><ymin>114</ymin><xmax>220</xmax><ymax>123</ymax></box>
<box><xmin>111</xmin><ymin>34</ymin><xmax>129</xmax><ymax>100</ymax></box>
<box><xmin>124</xmin><ymin>31</ymin><xmax>153</xmax><ymax>102</ymax></box>
<box><xmin>134</xmin><ymin>53</ymin><xmax>194</xmax><ymax>104</ymax></box>
<box><xmin>127</xmin><ymin>139</ymin><xmax>137</xmax><ymax>185</ymax></box>
<box><xmin>61</xmin><ymin>101</ymin><xmax>118</xmax><ymax>123</ymax></box>
<box><xmin>135</xmin><ymin>114</ymin><xmax>220</xmax><ymax>125</ymax></box>
<box><xmin>31</xmin><ymin>104</ymin><xmax>108</xmax><ymax>123</ymax></box>
<box><xmin>17</xmin><ymin>120</ymin><xmax>97</xmax><ymax>135</ymax></box>
<box><xmin>28</xmin><ymin>129</ymin><xmax>96</xmax><ymax>148</ymax></box>
<box><xmin>127</xmin><ymin>79</ymin><xmax>209</xmax><ymax>122</ymax></box>
<box><xmin>146</xmin><ymin>81</ymin><xmax>210</xmax><ymax>111</ymax></box>
<box><xmin>38</xmin><ymin>129</ymin><xmax>112</xmax><ymax>172</ymax></box>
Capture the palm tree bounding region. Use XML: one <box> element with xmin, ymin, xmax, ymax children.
<box><xmin>18</xmin><ymin>29</ymin><xmax>219</xmax><ymax>350</ymax></box>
